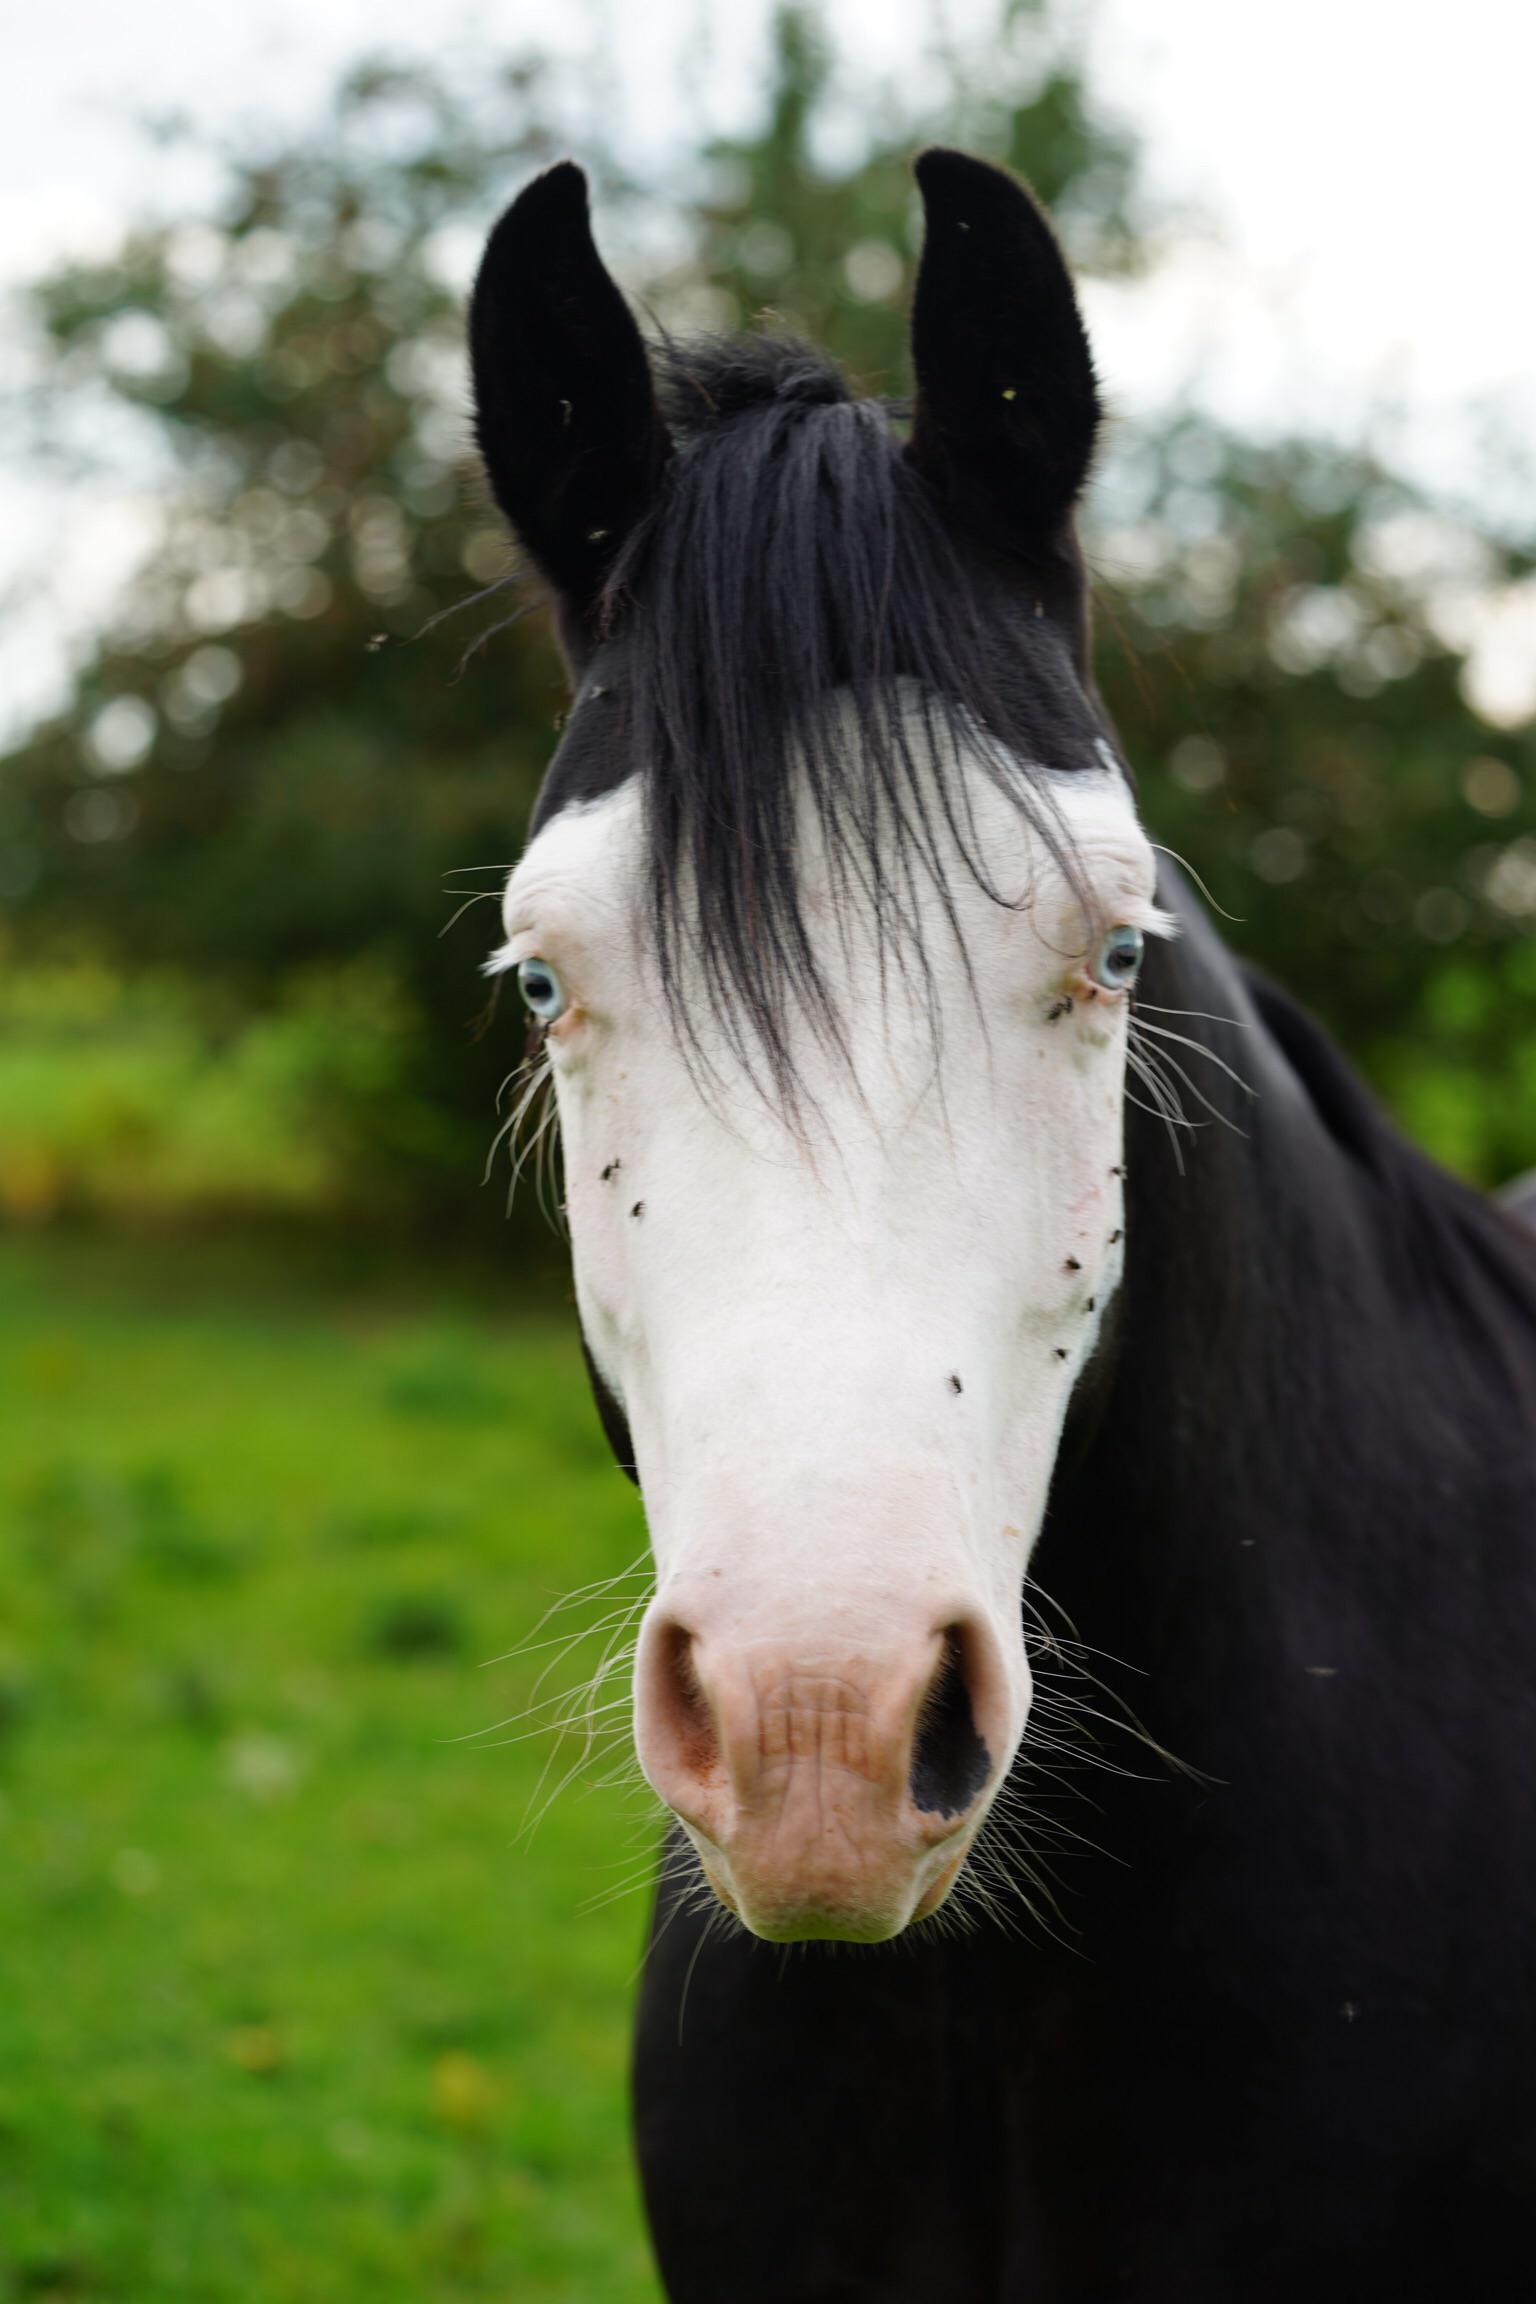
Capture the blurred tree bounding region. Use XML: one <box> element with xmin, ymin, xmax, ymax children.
<box><xmin>1092</xmin><ymin>430</ymin><xmax>1536</xmax><ymax>1182</ymax></box>
<box><xmin>1</xmin><ymin>1</ymin><xmax>1533</xmax><ymax>1236</ymax></box>
<box><xmin>0</xmin><ymin>52</ymin><xmax>600</xmax><ymax>1225</ymax></box>
<box><xmin>681</xmin><ymin>2</ymin><xmax>1142</xmax><ymax>390</ymax></box>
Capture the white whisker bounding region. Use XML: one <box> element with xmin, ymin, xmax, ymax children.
<box><xmin>1134</xmin><ymin>999</ymin><xmax>1249</xmax><ymax>1030</ymax></box>
<box><xmin>439</xmin><ymin>889</ymin><xmax>504</xmax><ymax>939</ymax></box>
<box><xmin>1133</xmin><ymin>1016</ymin><xmax>1257</xmax><ymax>1099</ymax></box>
<box><xmin>1131</xmin><ymin>1026</ymin><xmax>1250</xmax><ymax>1139</ymax></box>
<box><xmin>1148</xmin><ymin>841</ymin><xmax>1243</xmax><ymax>922</ymax></box>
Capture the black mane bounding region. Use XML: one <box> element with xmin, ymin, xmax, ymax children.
<box><xmin>571</xmin><ymin>334</ymin><xmax>1105</xmax><ymax>1096</ymax></box>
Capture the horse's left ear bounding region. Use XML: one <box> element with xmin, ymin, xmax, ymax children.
<box><xmin>468</xmin><ymin>161</ymin><xmax>672</xmax><ymax>641</ymax></box>
<box><xmin>906</xmin><ymin>148</ymin><xmax>1100</xmax><ymax>552</ymax></box>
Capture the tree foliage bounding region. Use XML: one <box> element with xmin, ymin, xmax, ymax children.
<box><xmin>3</xmin><ymin>4</ymin><xmax>1534</xmax><ymax>1237</ymax></box>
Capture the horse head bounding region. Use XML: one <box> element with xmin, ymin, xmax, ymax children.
<box><xmin>470</xmin><ymin>152</ymin><xmax>1169</xmax><ymax>1941</ymax></box>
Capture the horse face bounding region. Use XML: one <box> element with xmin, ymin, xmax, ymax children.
<box><xmin>471</xmin><ymin>147</ymin><xmax>1135</xmax><ymax>1937</ymax></box>
<box><xmin>496</xmin><ymin>739</ymin><xmax>1165</xmax><ymax>1940</ymax></box>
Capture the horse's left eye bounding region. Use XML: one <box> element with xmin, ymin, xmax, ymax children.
<box><xmin>1089</xmin><ymin>925</ymin><xmax>1144</xmax><ymax>994</ymax></box>
<box><xmin>516</xmin><ymin>957</ymin><xmax>568</xmax><ymax>1022</ymax></box>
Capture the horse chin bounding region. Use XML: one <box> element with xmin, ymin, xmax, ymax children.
<box><xmin>692</xmin><ymin>1833</ymin><xmax>975</xmax><ymax>1945</ymax></box>
<box><xmin>911</xmin><ymin>1844</ymin><xmax>971</xmax><ymax>1922</ymax></box>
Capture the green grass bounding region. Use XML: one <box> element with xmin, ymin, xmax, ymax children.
<box><xmin>0</xmin><ymin>1235</ymin><xmax>661</xmax><ymax>2303</ymax></box>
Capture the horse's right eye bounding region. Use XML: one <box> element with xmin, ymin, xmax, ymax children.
<box><xmin>517</xmin><ymin>958</ymin><xmax>568</xmax><ymax>1022</ymax></box>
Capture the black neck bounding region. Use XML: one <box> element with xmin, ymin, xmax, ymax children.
<box><xmin>1034</xmin><ymin>870</ymin><xmax>1536</xmax><ymax>1897</ymax></box>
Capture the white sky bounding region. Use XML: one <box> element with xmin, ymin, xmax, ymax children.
<box><xmin>3</xmin><ymin>0</ymin><xmax>1535</xmax><ymax>741</ymax></box>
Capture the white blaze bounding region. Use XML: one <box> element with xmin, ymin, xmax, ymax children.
<box><xmin>493</xmin><ymin>709</ymin><xmax>1170</xmax><ymax>1923</ymax></box>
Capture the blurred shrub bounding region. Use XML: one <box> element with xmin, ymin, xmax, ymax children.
<box><xmin>377</xmin><ymin>1330</ymin><xmax>511</xmax><ymax>1421</ymax></box>
<box><xmin>1089</xmin><ymin>430</ymin><xmax>1536</xmax><ymax>1181</ymax></box>
<box><xmin>0</xmin><ymin>940</ymin><xmax>445</xmax><ymax>1226</ymax></box>
<box><xmin>14</xmin><ymin>1457</ymin><xmax>240</xmax><ymax>1619</ymax></box>
<box><xmin>363</xmin><ymin>1590</ymin><xmax>469</xmax><ymax>1661</ymax></box>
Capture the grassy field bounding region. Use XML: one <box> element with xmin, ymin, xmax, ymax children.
<box><xmin>0</xmin><ymin>1234</ymin><xmax>662</xmax><ymax>2303</ymax></box>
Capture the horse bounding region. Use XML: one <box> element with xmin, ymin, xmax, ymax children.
<box><xmin>465</xmin><ymin>151</ymin><xmax>1536</xmax><ymax>2300</ymax></box>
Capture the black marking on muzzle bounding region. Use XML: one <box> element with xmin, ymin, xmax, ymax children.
<box><xmin>910</xmin><ymin>1639</ymin><xmax>992</xmax><ymax>1820</ymax></box>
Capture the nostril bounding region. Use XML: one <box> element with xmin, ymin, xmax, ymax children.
<box><xmin>909</xmin><ymin>1626</ymin><xmax>993</xmax><ymax>1821</ymax></box>
<box><xmin>648</xmin><ymin>1617</ymin><xmax>719</xmax><ymax>1787</ymax></box>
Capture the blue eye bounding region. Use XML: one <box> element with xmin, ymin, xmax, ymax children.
<box><xmin>516</xmin><ymin>957</ymin><xmax>568</xmax><ymax>1022</ymax></box>
<box><xmin>1089</xmin><ymin>925</ymin><xmax>1144</xmax><ymax>994</ymax></box>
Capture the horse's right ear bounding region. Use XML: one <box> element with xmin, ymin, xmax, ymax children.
<box><xmin>468</xmin><ymin>162</ymin><xmax>671</xmax><ymax>640</ymax></box>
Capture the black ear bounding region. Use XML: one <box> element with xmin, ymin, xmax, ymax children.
<box><xmin>907</xmin><ymin>149</ymin><xmax>1100</xmax><ymax>552</ymax></box>
<box><xmin>468</xmin><ymin>161</ymin><xmax>671</xmax><ymax>631</ymax></box>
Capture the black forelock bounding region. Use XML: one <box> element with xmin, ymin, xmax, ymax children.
<box><xmin>657</xmin><ymin>331</ymin><xmax>854</xmax><ymax>423</ymax></box>
<box><xmin>541</xmin><ymin>331</ymin><xmax>1111</xmax><ymax>1102</ymax></box>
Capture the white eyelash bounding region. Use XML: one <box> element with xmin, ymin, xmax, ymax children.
<box><xmin>482</xmin><ymin>940</ymin><xmax>520</xmax><ymax>979</ymax></box>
